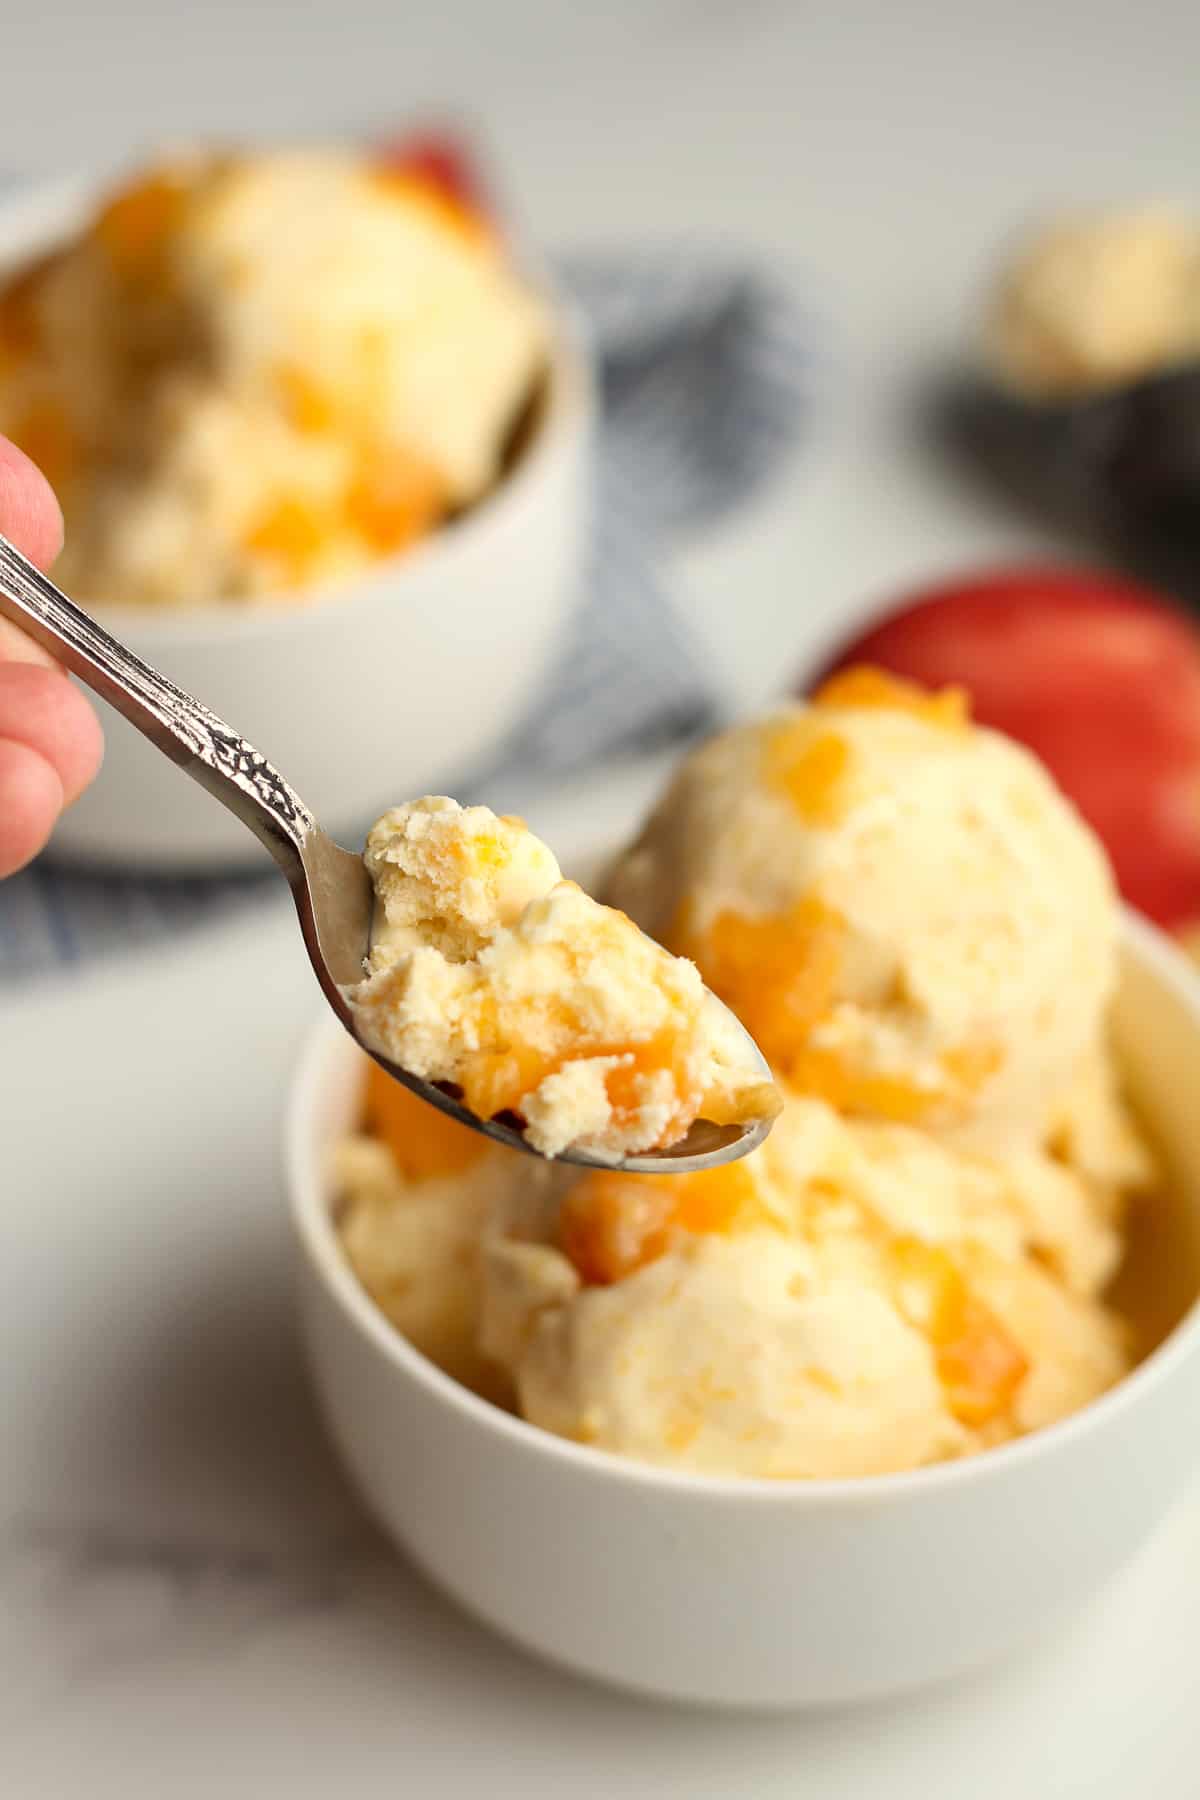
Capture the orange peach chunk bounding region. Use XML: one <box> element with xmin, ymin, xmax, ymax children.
<box><xmin>763</xmin><ymin>722</ymin><xmax>851</xmax><ymax>824</ymax></box>
<box><xmin>93</xmin><ymin>172</ymin><xmax>187</xmax><ymax>276</ymax></box>
<box><xmin>784</xmin><ymin>1047</ymin><xmax>946</xmax><ymax>1125</ymax></box>
<box><xmin>242</xmin><ymin>496</ymin><xmax>329</xmax><ymax>581</ymax></box>
<box><xmin>459</xmin><ymin>1024</ymin><xmax>701</xmax><ymax>1147</ymax></box>
<box><xmin>891</xmin><ymin>1240</ymin><xmax>1028</xmax><ymax>1426</ymax></box>
<box><xmin>345</xmin><ymin>453</ymin><xmax>447</xmax><ymax>554</ymax></box>
<box><xmin>560</xmin><ymin>1160</ymin><xmax>764</xmax><ymax>1286</ymax></box>
<box><xmin>276</xmin><ymin>365</ymin><xmax>336</xmax><ymax>435</ymax></box>
<box><xmin>670</xmin><ymin>896</ymin><xmax>845</xmax><ymax>1080</ymax></box>
<box><xmin>811</xmin><ymin>664</ymin><xmax>969</xmax><ymax>731</ymax></box>
<box><xmin>363</xmin><ymin>1057</ymin><xmax>487</xmax><ymax>1182</ymax></box>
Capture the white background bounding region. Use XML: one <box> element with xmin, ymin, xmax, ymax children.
<box><xmin>4</xmin><ymin>2</ymin><xmax>1200</xmax><ymax>1793</ymax></box>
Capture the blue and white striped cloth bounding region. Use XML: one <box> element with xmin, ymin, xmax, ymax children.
<box><xmin>1</xmin><ymin>250</ymin><xmax>822</xmax><ymax>984</ymax></box>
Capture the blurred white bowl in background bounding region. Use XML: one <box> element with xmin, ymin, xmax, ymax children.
<box><xmin>286</xmin><ymin>904</ymin><xmax>1200</xmax><ymax>1710</ymax></box>
<box><xmin>0</xmin><ymin>174</ymin><xmax>593</xmax><ymax>870</ymax></box>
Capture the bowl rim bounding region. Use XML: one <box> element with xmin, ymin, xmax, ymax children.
<box><xmin>0</xmin><ymin>165</ymin><xmax>594</xmax><ymax>645</ymax></box>
<box><xmin>286</xmin><ymin>902</ymin><xmax>1200</xmax><ymax>1509</ymax></box>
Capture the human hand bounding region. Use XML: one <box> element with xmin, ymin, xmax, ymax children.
<box><xmin>0</xmin><ymin>436</ymin><xmax>102</xmax><ymax>878</ymax></box>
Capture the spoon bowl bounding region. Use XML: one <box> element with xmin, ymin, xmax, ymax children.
<box><xmin>0</xmin><ymin>531</ymin><xmax>773</xmax><ymax>1175</ymax></box>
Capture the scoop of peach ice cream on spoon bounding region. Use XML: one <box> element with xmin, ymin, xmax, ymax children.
<box><xmin>345</xmin><ymin>797</ymin><xmax>781</xmax><ymax>1167</ymax></box>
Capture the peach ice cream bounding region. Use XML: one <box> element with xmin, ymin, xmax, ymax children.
<box><xmin>0</xmin><ymin>148</ymin><xmax>548</xmax><ymax>604</ymax></box>
<box><xmin>346</xmin><ymin>799</ymin><xmax>780</xmax><ymax>1161</ymax></box>
<box><xmin>605</xmin><ymin>669</ymin><xmax>1119</xmax><ymax>1153</ymax></box>
<box><xmin>335</xmin><ymin>676</ymin><xmax>1154</xmax><ymax>1479</ymax></box>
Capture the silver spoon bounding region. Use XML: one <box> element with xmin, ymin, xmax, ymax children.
<box><xmin>0</xmin><ymin>532</ymin><xmax>774</xmax><ymax>1174</ymax></box>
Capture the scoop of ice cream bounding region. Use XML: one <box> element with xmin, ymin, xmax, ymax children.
<box><xmin>985</xmin><ymin>208</ymin><xmax>1200</xmax><ymax>398</ymax></box>
<box><xmin>489</xmin><ymin>1233</ymin><xmax>967</xmax><ymax>1479</ymax></box>
<box><xmin>0</xmin><ymin>148</ymin><xmax>548</xmax><ymax>604</ymax></box>
<box><xmin>478</xmin><ymin>1094</ymin><xmax>1131</xmax><ymax>1477</ymax></box>
<box><xmin>348</xmin><ymin>799</ymin><xmax>780</xmax><ymax>1161</ymax></box>
<box><xmin>605</xmin><ymin>669</ymin><xmax>1118</xmax><ymax>1151</ymax></box>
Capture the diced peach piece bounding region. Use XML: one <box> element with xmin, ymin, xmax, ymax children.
<box><xmin>763</xmin><ymin>723</ymin><xmax>851</xmax><ymax>824</ymax></box>
<box><xmin>766</xmin><ymin>1041</ymin><xmax>998</xmax><ymax>1127</ymax></box>
<box><xmin>891</xmin><ymin>1240</ymin><xmax>1028</xmax><ymax>1426</ymax></box>
<box><xmin>936</xmin><ymin>1296</ymin><xmax>1030</xmax><ymax>1428</ymax></box>
<box><xmin>363</xmin><ymin>1057</ymin><xmax>486</xmax><ymax>1181</ymax></box>
<box><xmin>94</xmin><ymin>173</ymin><xmax>186</xmax><ymax>275</ymax></box>
<box><xmin>559</xmin><ymin>1172</ymin><xmax>677</xmax><ymax>1286</ymax></box>
<box><xmin>459</xmin><ymin>1021</ymin><xmax>701</xmax><ymax>1149</ymax></box>
<box><xmin>812</xmin><ymin>664</ymin><xmax>969</xmax><ymax>730</ymax></box>
<box><xmin>345</xmin><ymin>453</ymin><xmax>446</xmax><ymax>554</ymax></box>
<box><xmin>671</xmin><ymin>894</ymin><xmax>993</xmax><ymax>1120</ymax></box>
<box><xmin>785</xmin><ymin>1047</ymin><xmax>945</xmax><ymax>1124</ymax></box>
<box><xmin>276</xmin><ymin>365</ymin><xmax>336</xmax><ymax>435</ymax></box>
<box><xmin>560</xmin><ymin>1160</ymin><xmax>762</xmax><ymax>1286</ymax></box>
<box><xmin>670</xmin><ymin>896</ymin><xmax>845</xmax><ymax>1081</ymax></box>
<box><xmin>603</xmin><ymin>1025</ymin><xmax>699</xmax><ymax>1141</ymax></box>
<box><xmin>460</xmin><ymin>1040</ymin><xmax>555</xmax><ymax>1123</ymax></box>
<box><xmin>243</xmin><ymin>497</ymin><xmax>329</xmax><ymax>580</ymax></box>
<box><xmin>670</xmin><ymin>1161</ymin><xmax>762</xmax><ymax>1237</ymax></box>
<box><xmin>939</xmin><ymin>1042</ymin><xmax>1003</xmax><ymax>1093</ymax></box>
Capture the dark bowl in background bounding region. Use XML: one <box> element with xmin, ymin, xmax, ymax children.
<box><xmin>944</xmin><ymin>363</ymin><xmax>1200</xmax><ymax>604</ymax></box>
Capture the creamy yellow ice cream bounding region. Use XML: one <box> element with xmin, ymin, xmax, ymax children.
<box><xmin>0</xmin><ymin>148</ymin><xmax>548</xmax><ymax>605</ymax></box>
<box><xmin>346</xmin><ymin>799</ymin><xmax>780</xmax><ymax>1160</ymax></box>
<box><xmin>605</xmin><ymin>668</ymin><xmax>1118</xmax><ymax>1153</ymax></box>
<box><xmin>335</xmin><ymin>1073</ymin><xmax>1140</xmax><ymax>1477</ymax></box>
<box><xmin>335</xmin><ymin>676</ymin><xmax>1155</xmax><ymax>1480</ymax></box>
<box><xmin>985</xmin><ymin>208</ymin><xmax>1200</xmax><ymax>397</ymax></box>
<box><xmin>475</xmin><ymin>1093</ymin><xmax>1133</xmax><ymax>1477</ymax></box>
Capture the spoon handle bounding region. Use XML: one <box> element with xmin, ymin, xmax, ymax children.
<box><xmin>0</xmin><ymin>532</ymin><xmax>313</xmax><ymax>871</ymax></box>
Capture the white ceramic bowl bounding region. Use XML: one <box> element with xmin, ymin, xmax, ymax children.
<box><xmin>0</xmin><ymin>174</ymin><xmax>593</xmax><ymax>870</ymax></box>
<box><xmin>287</xmin><ymin>910</ymin><xmax>1200</xmax><ymax>1710</ymax></box>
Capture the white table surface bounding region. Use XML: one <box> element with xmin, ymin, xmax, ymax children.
<box><xmin>4</xmin><ymin>1</ymin><xmax>1200</xmax><ymax>1792</ymax></box>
